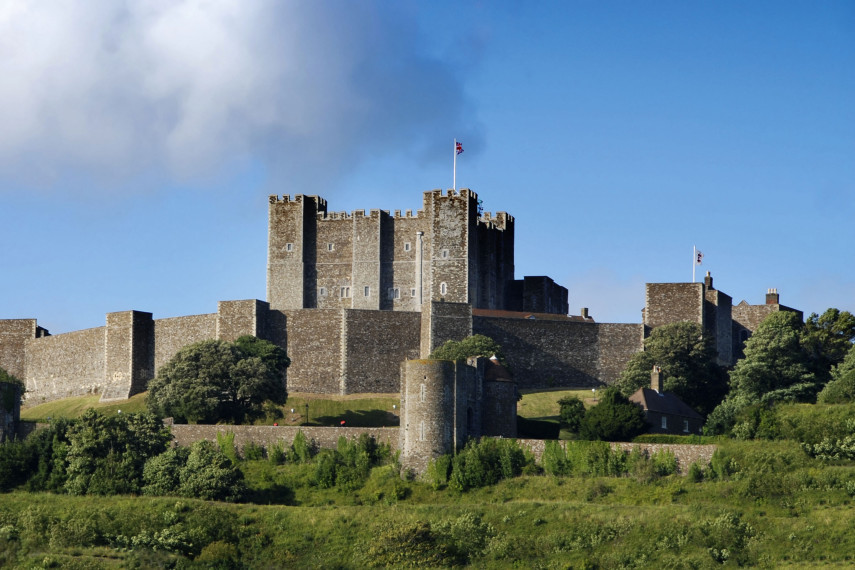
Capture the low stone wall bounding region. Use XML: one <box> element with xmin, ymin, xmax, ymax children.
<box><xmin>169</xmin><ymin>424</ymin><xmax>400</xmax><ymax>453</ymax></box>
<box><xmin>518</xmin><ymin>439</ymin><xmax>717</xmax><ymax>473</ymax></box>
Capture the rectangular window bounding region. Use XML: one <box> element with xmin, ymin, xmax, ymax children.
<box><xmin>363</xmin><ymin>286</ymin><xmax>370</xmax><ymax>297</ymax></box>
<box><xmin>286</xmin><ymin>243</ymin><xmax>293</xmax><ymax>252</ymax></box>
<box><xmin>404</xmin><ymin>242</ymin><xmax>411</xmax><ymax>251</ymax></box>
<box><xmin>319</xmin><ymin>287</ymin><xmax>327</xmax><ymax>297</ymax></box>
<box><xmin>388</xmin><ymin>288</ymin><xmax>400</xmax><ymax>300</ymax></box>
<box><xmin>661</xmin><ymin>416</ymin><xmax>668</xmax><ymax>430</ymax></box>
<box><xmin>683</xmin><ymin>420</ymin><xmax>690</xmax><ymax>433</ymax></box>
<box><xmin>440</xmin><ymin>282</ymin><xmax>447</xmax><ymax>295</ymax></box>
<box><xmin>327</xmin><ymin>243</ymin><xmax>334</xmax><ymax>251</ymax></box>
<box><xmin>410</xmin><ymin>288</ymin><xmax>416</xmax><ymax>297</ymax></box>
<box><xmin>340</xmin><ymin>286</ymin><xmax>350</xmax><ymax>298</ymax></box>
<box><xmin>441</xmin><ymin>249</ymin><xmax>449</xmax><ymax>259</ymax></box>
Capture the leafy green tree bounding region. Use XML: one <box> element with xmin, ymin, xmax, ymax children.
<box><xmin>557</xmin><ymin>396</ymin><xmax>586</xmax><ymax>433</ymax></box>
<box><xmin>817</xmin><ymin>343</ymin><xmax>855</xmax><ymax>403</ymax></box>
<box><xmin>801</xmin><ymin>308</ymin><xmax>855</xmax><ymax>381</ymax></box>
<box><xmin>430</xmin><ymin>334</ymin><xmax>507</xmax><ymax>366</ymax></box>
<box><xmin>178</xmin><ymin>440</ymin><xmax>246</xmax><ymax>502</ymax></box>
<box><xmin>147</xmin><ymin>337</ymin><xmax>289</xmax><ymax>424</ymax></box>
<box><xmin>64</xmin><ymin>409</ymin><xmax>172</xmax><ymax>495</ymax></box>
<box><xmin>706</xmin><ymin>311</ymin><xmax>818</xmax><ymax>434</ymax></box>
<box><xmin>578</xmin><ymin>388</ymin><xmax>647</xmax><ymax>441</ymax></box>
<box><xmin>617</xmin><ymin>322</ymin><xmax>726</xmax><ymax>415</ymax></box>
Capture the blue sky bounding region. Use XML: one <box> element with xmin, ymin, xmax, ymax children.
<box><xmin>1</xmin><ymin>1</ymin><xmax>853</xmax><ymax>333</ymax></box>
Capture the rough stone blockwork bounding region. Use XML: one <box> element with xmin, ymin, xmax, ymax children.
<box><xmin>169</xmin><ymin>424</ymin><xmax>400</xmax><ymax>453</ymax></box>
<box><xmin>25</xmin><ymin>327</ymin><xmax>106</xmax><ymax>402</ymax></box>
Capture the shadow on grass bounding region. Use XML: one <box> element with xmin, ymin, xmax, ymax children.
<box><xmin>517</xmin><ymin>416</ymin><xmax>560</xmax><ymax>439</ymax></box>
<box><xmin>312</xmin><ymin>409</ymin><xmax>400</xmax><ymax>428</ymax></box>
<box><xmin>244</xmin><ymin>482</ymin><xmax>296</xmax><ymax>506</ymax></box>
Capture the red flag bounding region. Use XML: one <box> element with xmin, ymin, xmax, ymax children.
<box><xmin>456</xmin><ymin>142</ymin><xmax>464</xmax><ymax>155</ymax></box>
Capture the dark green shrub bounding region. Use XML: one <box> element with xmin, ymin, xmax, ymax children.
<box><xmin>541</xmin><ymin>440</ymin><xmax>570</xmax><ymax>476</ymax></box>
<box><xmin>579</xmin><ymin>388</ymin><xmax>646</xmax><ymax>441</ymax></box>
<box><xmin>558</xmin><ymin>396</ymin><xmax>586</xmax><ymax>432</ymax></box>
<box><xmin>243</xmin><ymin>441</ymin><xmax>264</xmax><ymax>460</ymax></box>
<box><xmin>426</xmin><ymin>455</ymin><xmax>453</xmax><ymax>489</ymax></box>
<box><xmin>448</xmin><ymin>438</ymin><xmax>531</xmax><ymax>491</ymax></box>
<box><xmin>289</xmin><ymin>430</ymin><xmax>314</xmax><ymax>463</ymax></box>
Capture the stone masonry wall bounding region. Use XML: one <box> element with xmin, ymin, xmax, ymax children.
<box><xmin>25</xmin><ymin>327</ymin><xmax>106</xmax><ymax>403</ymax></box>
<box><xmin>341</xmin><ymin>309</ymin><xmax>421</xmax><ymax>393</ymax></box>
<box><xmin>517</xmin><ymin>439</ymin><xmax>717</xmax><ymax>474</ymax></box>
<box><xmin>154</xmin><ymin>314</ymin><xmax>217</xmax><ymax>373</ymax></box>
<box><xmin>645</xmin><ymin>283</ymin><xmax>704</xmax><ymax>330</ymax></box>
<box><xmin>169</xmin><ymin>424</ymin><xmax>399</xmax><ymax>453</ymax></box>
<box><xmin>421</xmin><ymin>301</ymin><xmax>472</xmax><ymax>358</ymax></box>
<box><xmin>597</xmin><ymin>323</ymin><xmax>645</xmax><ymax>385</ymax></box>
<box><xmin>0</xmin><ymin>319</ymin><xmax>39</xmax><ymax>379</ymax></box>
<box><xmin>281</xmin><ymin>309</ymin><xmax>342</xmax><ymax>393</ymax></box>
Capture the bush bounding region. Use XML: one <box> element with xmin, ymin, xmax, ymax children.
<box><xmin>449</xmin><ymin>438</ymin><xmax>531</xmax><ymax>491</ymax></box>
<box><xmin>558</xmin><ymin>396</ymin><xmax>586</xmax><ymax>433</ymax></box>
<box><xmin>425</xmin><ymin>455</ymin><xmax>453</xmax><ymax>489</ymax></box>
<box><xmin>579</xmin><ymin>388</ymin><xmax>647</xmax><ymax>441</ymax></box>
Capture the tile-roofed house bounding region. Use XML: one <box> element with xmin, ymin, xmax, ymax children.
<box><xmin>628</xmin><ymin>366</ymin><xmax>704</xmax><ymax>435</ymax></box>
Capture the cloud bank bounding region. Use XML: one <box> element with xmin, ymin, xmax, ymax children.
<box><xmin>0</xmin><ymin>1</ymin><xmax>477</xmax><ymax>193</ymax></box>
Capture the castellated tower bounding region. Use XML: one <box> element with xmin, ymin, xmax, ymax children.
<box><xmin>266</xmin><ymin>189</ymin><xmax>515</xmax><ymax>313</ymax></box>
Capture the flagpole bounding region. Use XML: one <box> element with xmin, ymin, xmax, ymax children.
<box><xmin>692</xmin><ymin>245</ymin><xmax>696</xmax><ymax>283</ymax></box>
<box><xmin>453</xmin><ymin>138</ymin><xmax>457</xmax><ymax>191</ymax></box>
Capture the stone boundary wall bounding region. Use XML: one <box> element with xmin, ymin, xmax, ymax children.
<box><xmin>342</xmin><ymin>309</ymin><xmax>421</xmax><ymax>393</ymax></box>
<box><xmin>517</xmin><ymin>439</ymin><xmax>717</xmax><ymax>474</ymax></box>
<box><xmin>169</xmin><ymin>424</ymin><xmax>400</xmax><ymax>452</ymax></box>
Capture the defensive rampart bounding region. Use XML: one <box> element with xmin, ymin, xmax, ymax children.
<box><xmin>169</xmin><ymin>424</ymin><xmax>400</xmax><ymax>452</ymax></box>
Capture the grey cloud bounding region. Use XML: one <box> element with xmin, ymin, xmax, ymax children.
<box><xmin>0</xmin><ymin>1</ymin><xmax>480</xmax><ymax>193</ymax></box>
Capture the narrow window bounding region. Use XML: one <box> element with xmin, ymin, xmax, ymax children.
<box><xmin>404</xmin><ymin>242</ymin><xmax>411</xmax><ymax>251</ymax></box>
<box><xmin>389</xmin><ymin>288</ymin><xmax>400</xmax><ymax>300</ymax></box>
<box><xmin>440</xmin><ymin>282</ymin><xmax>447</xmax><ymax>295</ymax></box>
<box><xmin>319</xmin><ymin>287</ymin><xmax>327</xmax><ymax>297</ymax></box>
<box><xmin>410</xmin><ymin>288</ymin><xmax>416</xmax><ymax>297</ymax></box>
<box><xmin>420</xmin><ymin>383</ymin><xmax>426</xmax><ymax>403</ymax></box>
<box><xmin>661</xmin><ymin>416</ymin><xmax>668</xmax><ymax>430</ymax></box>
<box><xmin>683</xmin><ymin>420</ymin><xmax>690</xmax><ymax>433</ymax></box>
<box><xmin>419</xmin><ymin>420</ymin><xmax>426</xmax><ymax>442</ymax></box>
<box><xmin>286</xmin><ymin>243</ymin><xmax>294</xmax><ymax>252</ymax></box>
<box><xmin>340</xmin><ymin>286</ymin><xmax>350</xmax><ymax>298</ymax></box>
<box><xmin>441</xmin><ymin>249</ymin><xmax>449</xmax><ymax>259</ymax></box>
<box><xmin>363</xmin><ymin>286</ymin><xmax>370</xmax><ymax>297</ymax></box>
<box><xmin>327</xmin><ymin>243</ymin><xmax>334</xmax><ymax>251</ymax></box>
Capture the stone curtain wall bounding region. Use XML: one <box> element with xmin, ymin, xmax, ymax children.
<box><xmin>25</xmin><ymin>327</ymin><xmax>106</xmax><ymax>403</ymax></box>
<box><xmin>475</xmin><ymin>317</ymin><xmax>604</xmax><ymax>389</ymax></box>
<box><xmin>705</xmin><ymin>289</ymin><xmax>734</xmax><ymax>366</ymax></box>
<box><xmin>518</xmin><ymin>439</ymin><xmax>717</xmax><ymax>474</ymax></box>
<box><xmin>281</xmin><ymin>309</ymin><xmax>343</xmax><ymax>393</ymax></box>
<box><xmin>596</xmin><ymin>323</ymin><xmax>645</xmax><ymax>385</ymax></box>
<box><xmin>420</xmin><ymin>301</ymin><xmax>472</xmax><ymax>358</ymax></box>
<box><xmin>169</xmin><ymin>424</ymin><xmax>400</xmax><ymax>453</ymax></box>
<box><xmin>153</xmin><ymin>314</ymin><xmax>217</xmax><ymax>372</ymax></box>
<box><xmin>342</xmin><ymin>309</ymin><xmax>421</xmax><ymax>393</ymax></box>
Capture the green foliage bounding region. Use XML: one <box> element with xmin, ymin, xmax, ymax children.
<box><xmin>217</xmin><ymin>431</ymin><xmax>239</xmax><ymax>463</ymax></box>
<box><xmin>142</xmin><ymin>447</ymin><xmax>188</xmax><ymax>496</ymax></box>
<box><xmin>449</xmin><ymin>438</ymin><xmax>532</xmax><ymax>491</ymax></box>
<box><xmin>0</xmin><ymin>441</ymin><xmax>34</xmax><ymax>491</ymax></box>
<box><xmin>178</xmin><ymin>441</ymin><xmax>246</xmax><ymax>502</ymax></box>
<box><xmin>579</xmin><ymin>387</ymin><xmax>647</xmax><ymax>441</ymax></box>
<box><xmin>425</xmin><ymin>455</ymin><xmax>453</xmax><ymax>489</ymax></box>
<box><xmin>147</xmin><ymin>338</ymin><xmax>289</xmax><ymax>424</ymax></box>
<box><xmin>801</xmin><ymin>308</ymin><xmax>855</xmax><ymax>379</ymax></box>
<box><xmin>557</xmin><ymin>396</ymin><xmax>585</xmax><ymax>432</ymax></box>
<box><xmin>707</xmin><ymin>312</ymin><xmax>819</xmax><ymax>435</ymax></box>
<box><xmin>288</xmin><ymin>429</ymin><xmax>315</xmax><ymax>463</ymax></box>
<box><xmin>364</xmin><ymin>520</ymin><xmax>458</xmax><ymax>567</ymax></box>
<box><xmin>818</xmin><ymin>343</ymin><xmax>855</xmax><ymax>403</ymax></box>
<box><xmin>429</xmin><ymin>334</ymin><xmax>507</xmax><ymax>366</ymax></box>
<box><xmin>63</xmin><ymin>409</ymin><xmax>171</xmax><ymax>496</ymax></box>
<box><xmin>243</xmin><ymin>441</ymin><xmax>265</xmax><ymax>460</ymax></box>
<box><xmin>617</xmin><ymin>321</ymin><xmax>727</xmax><ymax>415</ymax></box>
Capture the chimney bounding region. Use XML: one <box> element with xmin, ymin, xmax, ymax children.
<box><xmin>581</xmin><ymin>307</ymin><xmax>589</xmax><ymax>319</ymax></box>
<box><xmin>766</xmin><ymin>288</ymin><xmax>779</xmax><ymax>305</ymax></box>
<box><xmin>651</xmin><ymin>365</ymin><xmax>663</xmax><ymax>392</ymax></box>
<box><xmin>704</xmin><ymin>271</ymin><xmax>713</xmax><ymax>289</ymax></box>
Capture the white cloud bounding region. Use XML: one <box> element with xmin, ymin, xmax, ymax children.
<box><xmin>0</xmin><ymin>1</ymin><xmax>478</xmax><ymax>192</ymax></box>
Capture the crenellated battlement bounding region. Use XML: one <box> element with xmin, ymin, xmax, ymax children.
<box><xmin>269</xmin><ymin>194</ymin><xmax>329</xmax><ymax>212</ymax></box>
<box><xmin>479</xmin><ymin>211</ymin><xmax>514</xmax><ymax>230</ymax></box>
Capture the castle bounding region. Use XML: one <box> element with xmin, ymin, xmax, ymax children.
<box><xmin>0</xmin><ymin>188</ymin><xmax>801</xmax><ymax>462</ymax></box>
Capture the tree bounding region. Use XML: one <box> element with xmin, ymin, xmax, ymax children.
<box><xmin>557</xmin><ymin>396</ymin><xmax>586</xmax><ymax>433</ymax></box>
<box><xmin>616</xmin><ymin>322</ymin><xmax>727</xmax><ymax>415</ymax></box>
<box><xmin>817</xmin><ymin>343</ymin><xmax>855</xmax><ymax>403</ymax></box>
<box><xmin>579</xmin><ymin>388</ymin><xmax>647</xmax><ymax>441</ymax></box>
<box><xmin>147</xmin><ymin>338</ymin><xmax>289</xmax><ymax>424</ymax></box>
<box><xmin>801</xmin><ymin>308</ymin><xmax>855</xmax><ymax>381</ymax></box>
<box><xmin>430</xmin><ymin>334</ymin><xmax>506</xmax><ymax>365</ymax></box>
<box><xmin>64</xmin><ymin>409</ymin><xmax>172</xmax><ymax>495</ymax></box>
<box><xmin>706</xmin><ymin>311</ymin><xmax>818</xmax><ymax>434</ymax></box>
